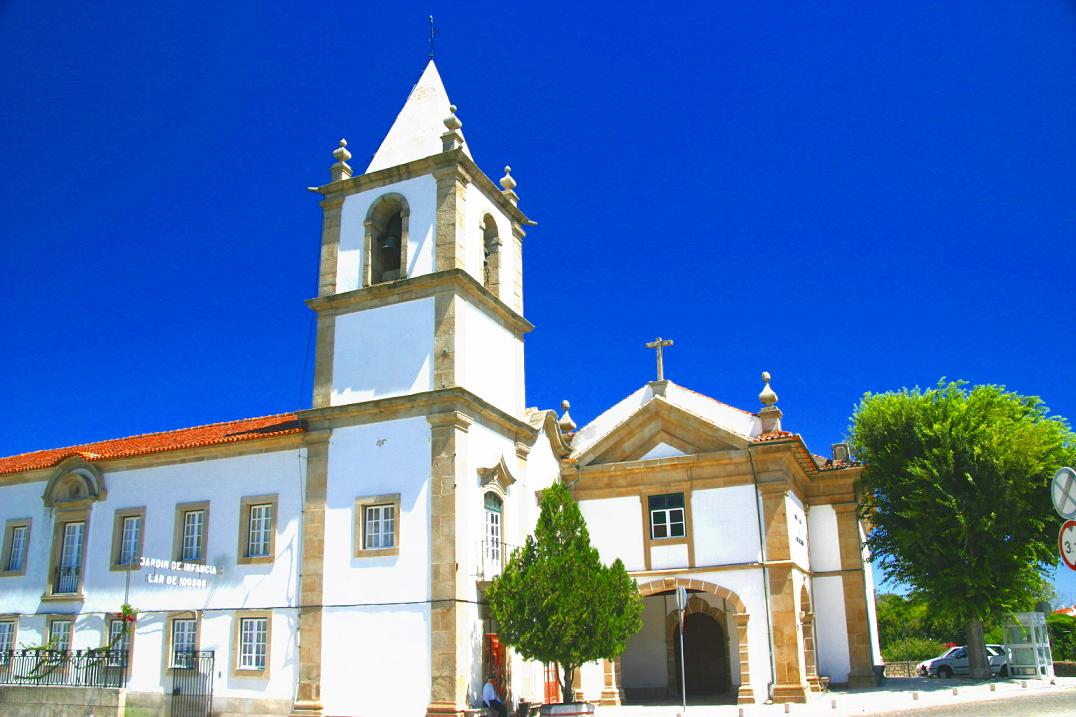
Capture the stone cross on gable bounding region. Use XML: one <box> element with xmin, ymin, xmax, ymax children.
<box><xmin>645</xmin><ymin>336</ymin><xmax>674</xmax><ymax>382</ymax></box>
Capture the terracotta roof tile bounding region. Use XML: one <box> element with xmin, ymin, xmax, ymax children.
<box><xmin>0</xmin><ymin>413</ymin><xmax>305</xmax><ymax>476</ymax></box>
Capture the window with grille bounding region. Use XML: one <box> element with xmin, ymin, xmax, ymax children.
<box><xmin>171</xmin><ymin>618</ymin><xmax>196</xmax><ymax>668</ymax></box>
<box><xmin>118</xmin><ymin>515</ymin><xmax>141</xmax><ymax>565</ymax></box>
<box><xmin>247</xmin><ymin>504</ymin><xmax>272</xmax><ymax>558</ymax></box>
<box><xmin>0</xmin><ymin>621</ymin><xmax>13</xmax><ymax>664</ymax></box>
<box><xmin>484</xmin><ymin>493</ymin><xmax>503</xmax><ymax>565</ymax></box>
<box><xmin>181</xmin><ymin>510</ymin><xmax>204</xmax><ymax>561</ymax></box>
<box><xmin>364</xmin><ymin>505</ymin><xmax>395</xmax><ymax>549</ymax></box>
<box><xmin>49</xmin><ymin>619</ymin><xmax>71</xmax><ymax>652</ymax></box>
<box><xmin>107</xmin><ymin>619</ymin><xmax>130</xmax><ymax>666</ymax></box>
<box><xmin>648</xmin><ymin>493</ymin><xmax>686</xmax><ymax>539</ymax></box>
<box><xmin>238</xmin><ymin>617</ymin><xmax>267</xmax><ymax>671</ymax></box>
<box><xmin>56</xmin><ymin>522</ymin><xmax>84</xmax><ymax>593</ymax></box>
<box><xmin>6</xmin><ymin>525</ymin><xmax>26</xmax><ymax>571</ymax></box>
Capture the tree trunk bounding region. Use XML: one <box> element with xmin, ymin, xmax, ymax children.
<box><xmin>966</xmin><ymin>618</ymin><xmax>991</xmax><ymax>679</ymax></box>
<box><xmin>559</xmin><ymin>663</ymin><xmax>575</xmax><ymax>704</ymax></box>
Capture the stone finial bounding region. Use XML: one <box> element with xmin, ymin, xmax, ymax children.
<box><xmin>559</xmin><ymin>400</ymin><xmax>577</xmax><ymax>433</ymax></box>
<box><xmin>500</xmin><ymin>165</ymin><xmax>519</xmax><ymax>205</ymax></box>
<box><xmin>330</xmin><ymin>138</ymin><xmax>352</xmax><ymax>182</ymax></box>
<box><xmin>443</xmin><ymin>105</ymin><xmax>462</xmax><ymax>131</ymax></box>
<box><xmin>758</xmin><ymin>370</ymin><xmax>783</xmax><ymax>433</ymax></box>
<box><xmin>441</xmin><ymin>105</ymin><xmax>464</xmax><ymax>152</ymax></box>
<box><xmin>759</xmin><ymin>371</ymin><xmax>778</xmax><ymax>407</ymax></box>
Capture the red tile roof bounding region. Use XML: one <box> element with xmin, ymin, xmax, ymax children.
<box><xmin>752</xmin><ymin>431</ymin><xmax>858</xmax><ymax>472</ymax></box>
<box><xmin>0</xmin><ymin>413</ymin><xmax>305</xmax><ymax>476</ymax></box>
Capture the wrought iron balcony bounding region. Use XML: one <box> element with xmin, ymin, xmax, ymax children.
<box><xmin>54</xmin><ymin>566</ymin><xmax>80</xmax><ymax>594</ymax></box>
<box><xmin>477</xmin><ymin>538</ymin><xmax>516</xmax><ymax>580</ymax></box>
<box><xmin>0</xmin><ymin>649</ymin><xmax>127</xmax><ymax>688</ymax></box>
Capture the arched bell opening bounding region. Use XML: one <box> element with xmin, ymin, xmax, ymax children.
<box><xmin>363</xmin><ymin>194</ymin><xmax>410</xmax><ymax>285</ymax></box>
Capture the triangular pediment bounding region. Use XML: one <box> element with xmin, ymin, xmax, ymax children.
<box><xmin>575</xmin><ymin>398</ymin><xmax>749</xmax><ymax>466</ymax></box>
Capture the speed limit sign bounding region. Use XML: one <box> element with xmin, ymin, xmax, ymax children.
<box><xmin>1060</xmin><ymin>521</ymin><xmax>1076</xmax><ymax>571</ymax></box>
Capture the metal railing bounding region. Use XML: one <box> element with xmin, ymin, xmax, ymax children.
<box><xmin>478</xmin><ymin>538</ymin><xmax>518</xmax><ymax>580</ymax></box>
<box><xmin>54</xmin><ymin>566</ymin><xmax>80</xmax><ymax>594</ymax></box>
<box><xmin>0</xmin><ymin>649</ymin><xmax>128</xmax><ymax>688</ymax></box>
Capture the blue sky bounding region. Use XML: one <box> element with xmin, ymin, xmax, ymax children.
<box><xmin>2</xmin><ymin>3</ymin><xmax>1075</xmax><ymax>596</ymax></box>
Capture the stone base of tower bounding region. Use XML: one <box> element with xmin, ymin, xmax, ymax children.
<box><xmin>289</xmin><ymin>700</ymin><xmax>324</xmax><ymax>717</ymax></box>
<box><xmin>771</xmin><ymin>682</ymin><xmax>811</xmax><ymax>703</ymax></box>
<box><xmin>426</xmin><ymin>701</ymin><xmax>467</xmax><ymax>717</ymax></box>
<box><xmin>847</xmin><ymin>668</ymin><xmax>879</xmax><ymax>688</ymax></box>
<box><xmin>736</xmin><ymin>685</ymin><xmax>756</xmax><ymax>704</ymax></box>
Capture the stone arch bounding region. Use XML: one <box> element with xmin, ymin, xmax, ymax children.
<box><xmin>665</xmin><ymin>596</ymin><xmax>730</xmax><ymax>695</ymax></box>
<box><xmin>363</xmin><ymin>193</ymin><xmax>410</xmax><ymax>285</ymax></box>
<box><xmin>480</xmin><ymin>213</ymin><xmax>501</xmax><ymax>298</ymax></box>
<box><xmin>800</xmin><ymin>583</ymin><xmax>821</xmax><ymax>691</ymax></box>
<box><xmin>42</xmin><ymin>457</ymin><xmax>106</xmax><ymax>508</ymax></box>
<box><xmin>637</xmin><ymin>577</ymin><xmax>754</xmax><ymax>705</ymax></box>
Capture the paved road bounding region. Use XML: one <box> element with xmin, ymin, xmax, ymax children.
<box><xmin>866</xmin><ymin>689</ymin><xmax>1076</xmax><ymax>716</ymax></box>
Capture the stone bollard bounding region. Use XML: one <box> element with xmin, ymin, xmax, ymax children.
<box><xmin>990</xmin><ymin>683</ymin><xmax>996</xmax><ymax>692</ymax></box>
<box><xmin>952</xmin><ymin>687</ymin><xmax>958</xmax><ymax>696</ymax></box>
<box><xmin>831</xmin><ymin>699</ymin><xmax>837</xmax><ymax>709</ymax></box>
<box><xmin>1022</xmin><ymin>681</ymin><xmax>1028</xmax><ymax>689</ymax></box>
<box><xmin>784</xmin><ymin>704</ymin><xmax>791</xmax><ymax>713</ymax></box>
<box><xmin>912</xmin><ymin>692</ymin><xmax>919</xmax><ymax>701</ymax></box>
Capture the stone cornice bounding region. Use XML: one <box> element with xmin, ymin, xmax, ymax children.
<box><xmin>310</xmin><ymin>149</ymin><xmax>534</xmax><ymax>228</ymax></box>
<box><xmin>299</xmin><ymin>387</ymin><xmax>539</xmax><ymax>445</ymax></box>
<box><xmin>305</xmin><ymin>268</ymin><xmax>534</xmax><ymax>337</ymax></box>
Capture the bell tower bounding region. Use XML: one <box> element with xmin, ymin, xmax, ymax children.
<box><xmin>307</xmin><ymin>61</ymin><xmax>533</xmax><ymax>419</ymax></box>
<box><xmin>295</xmin><ymin>61</ymin><xmax>537</xmax><ymax>717</ymax></box>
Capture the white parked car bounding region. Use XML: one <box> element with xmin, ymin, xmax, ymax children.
<box><xmin>916</xmin><ymin>644</ymin><xmax>1010</xmax><ymax>678</ymax></box>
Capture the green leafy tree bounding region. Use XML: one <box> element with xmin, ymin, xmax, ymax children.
<box><xmin>850</xmin><ymin>381</ymin><xmax>1076</xmax><ymax>678</ymax></box>
<box><xmin>487</xmin><ymin>481</ymin><xmax>643</xmax><ymax>702</ymax></box>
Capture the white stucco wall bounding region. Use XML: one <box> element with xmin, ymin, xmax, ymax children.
<box><xmin>337</xmin><ymin>175</ymin><xmax>437</xmax><ymax>292</ymax></box>
<box><xmin>786</xmin><ymin>493</ymin><xmax>810</xmax><ymax>568</ymax></box>
<box><xmin>320</xmin><ymin>418</ymin><xmax>433</xmax><ymax>715</ymax></box>
<box><xmin>456</xmin><ymin>299</ymin><xmax>522</xmax><ymax>416</ymax></box>
<box><xmin>577</xmin><ymin>497</ymin><xmax>645</xmax><ymax>572</ymax></box>
<box><xmin>813</xmin><ymin>575</ymin><xmax>851</xmax><ymax>682</ymax></box>
<box><xmin>692</xmin><ymin>485</ymin><xmax>762</xmax><ymax>566</ymax></box>
<box><xmin>464</xmin><ymin>183</ymin><xmax>517</xmax><ymax>303</ymax></box>
<box><xmin>331</xmin><ymin>297</ymin><xmax>434</xmax><ymax>405</ymax></box>
<box><xmin>650</xmin><ymin>543</ymin><xmax>689</xmax><ymax>570</ymax></box>
<box><xmin>807</xmin><ymin>504</ymin><xmax>841</xmax><ymax>573</ymax></box>
<box><xmin>621</xmin><ymin>594</ymin><xmax>672</xmax><ymax>688</ymax></box>
<box><xmin>0</xmin><ymin>449</ymin><xmax>306</xmax><ymax>702</ymax></box>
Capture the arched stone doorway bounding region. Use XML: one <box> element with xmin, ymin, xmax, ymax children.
<box><xmin>673</xmin><ymin>611</ymin><xmax>729</xmax><ymax>695</ymax></box>
<box><xmin>612</xmin><ymin>577</ymin><xmax>754</xmax><ymax>705</ymax></box>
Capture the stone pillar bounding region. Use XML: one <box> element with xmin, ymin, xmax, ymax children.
<box><xmin>290</xmin><ymin>431</ymin><xmax>331</xmax><ymax>717</ymax></box>
<box><xmin>759</xmin><ymin>484</ymin><xmax>810</xmax><ymax>704</ymax></box>
<box><xmin>426</xmin><ymin>411</ymin><xmax>472</xmax><ymax>717</ymax></box>
<box><xmin>734</xmin><ymin>613</ymin><xmax>754</xmax><ymax>705</ymax></box>
<box><xmin>311</xmin><ymin>196</ymin><xmax>343</xmax><ymax>409</ymax></box>
<box><xmin>834</xmin><ymin>502</ymin><xmax>878</xmax><ymax>687</ymax></box>
<box><xmin>599</xmin><ymin>657</ymin><xmax>624</xmax><ymax>705</ymax></box>
<box><xmin>801</xmin><ymin>611</ymin><xmax>821</xmax><ymax>691</ymax></box>
<box><xmin>434</xmin><ymin>165</ymin><xmax>470</xmax><ymax>273</ymax></box>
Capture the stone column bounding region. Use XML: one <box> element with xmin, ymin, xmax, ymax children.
<box><xmin>834</xmin><ymin>502</ymin><xmax>877</xmax><ymax>687</ymax></box>
<box><xmin>734</xmin><ymin>613</ymin><xmax>754</xmax><ymax>704</ymax></box>
<box><xmin>599</xmin><ymin>657</ymin><xmax>624</xmax><ymax>705</ymax></box>
<box><xmin>426</xmin><ymin>411</ymin><xmax>472</xmax><ymax>717</ymax></box>
<box><xmin>759</xmin><ymin>484</ymin><xmax>810</xmax><ymax>704</ymax></box>
<box><xmin>290</xmin><ymin>431</ymin><xmax>331</xmax><ymax>717</ymax></box>
<box><xmin>434</xmin><ymin>165</ymin><xmax>470</xmax><ymax>273</ymax></box>
<box><xmin>801</xmin><ymin>611</ymin><xmax>821</xmax><ymax>691</ymax></box>
<box><xmin>311</xmin><ymin>197</ymin><xmax>343</xmax><ymax>409</ymax></box>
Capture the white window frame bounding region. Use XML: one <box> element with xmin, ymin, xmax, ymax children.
<box><xmin>118</xmin><ymin>515</ymin><xmax>141</xmax><ymax>566</ymax></box>
<box><xmin>171</xmin><ymin>618</ymin><xmax>197</xmax><ymax>668</ymax></box>
<box><xmin>6</xmin><ymin>526</ymin><xmax>27</xmax><ymax>572</ymax></box>
<box><xmin>363</xmin><ymin>504</ymin><xmax>395</xmax><ymax>550</ymax></box>
<box><xmin>107</xmin><ymin>619</ymin><xmax>130</xmax><ymax>667</ymax></box>
<box><xmin>247</xmin><ymin>504</ymin><xmax>272</xmax><ymax>558</ymax></box>
<box><xmin>181</xmin><ymin>510</ymin><xmax>205</xmax><ymax>562</ymax></box>
<box><xmin>0</xmin><ymin>621</ymin><xmax>14</xmax><ymax>664</ymax></box>
<box><xmin>238</xmin><ymin>617</ymin><xmax>267</xmax><ymax>670</ymax></box>
<box><xmin>648</xmin><ymin>493</ymin><xmax>686</xmax><ymax>540</ymax></box>
<box><xmin>49</xmin><ymin>619</ymin><xmax>72</xmax><ymax>652</ymax></box>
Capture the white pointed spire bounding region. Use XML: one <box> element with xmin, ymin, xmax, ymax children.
<box><xmin>366</xmin><ymin>61</ymin><xmax>472</xmax><ymax>174</ymax></box>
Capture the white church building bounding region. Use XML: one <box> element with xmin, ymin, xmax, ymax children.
<box><xmin>0</xmin><ymin>61</ymin><xmax>881</xmax><ymax>717</ymax></box>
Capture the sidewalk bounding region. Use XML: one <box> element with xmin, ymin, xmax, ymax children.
<box><xmin>595</xmin><ymin>676</ymin><xmax>1076</xmax><ymax>716</ymax></box>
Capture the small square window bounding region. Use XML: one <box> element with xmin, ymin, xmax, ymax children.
<box><xmin>237</xmin><ymin>495</ymin><xmax>278</xmax><ymax>565</ymax></box>
<box><xmin>232</xmin><ymin>611</ymin><xmax>272</xmax><ymax>678</ymax></box>
<box><xmin>1</xmin><ymin>520</ymin><xmax>31</xmax><ymax>576</ymax></box>
<box><xmin>648</xmin><ymin>493</ymin><xmax>686</xmax><ymax>540</ymax></box>
<box><xmin>353</xmin><ymin>494</ymin><xmax>401</xmax><ymax>558</ymax></box>
<box><xmin>110</xmin><ymin>508</ymin><xmax>145</xmax><ymax>571</ymax></box>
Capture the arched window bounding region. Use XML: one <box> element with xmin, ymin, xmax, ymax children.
<box><xmin>484</xmin><ymin>492</ymin><xmax>503</xmax><ymax>575</ymax></box>
<box><xmin>481</xmin><ymin>214</ymin><xmax>501</xmax><ymax>297</ymax></box>
<box><xmin>364</xmin><ymin>195</ymin><xmax>409</xmax><ymax>285</ymax></box>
